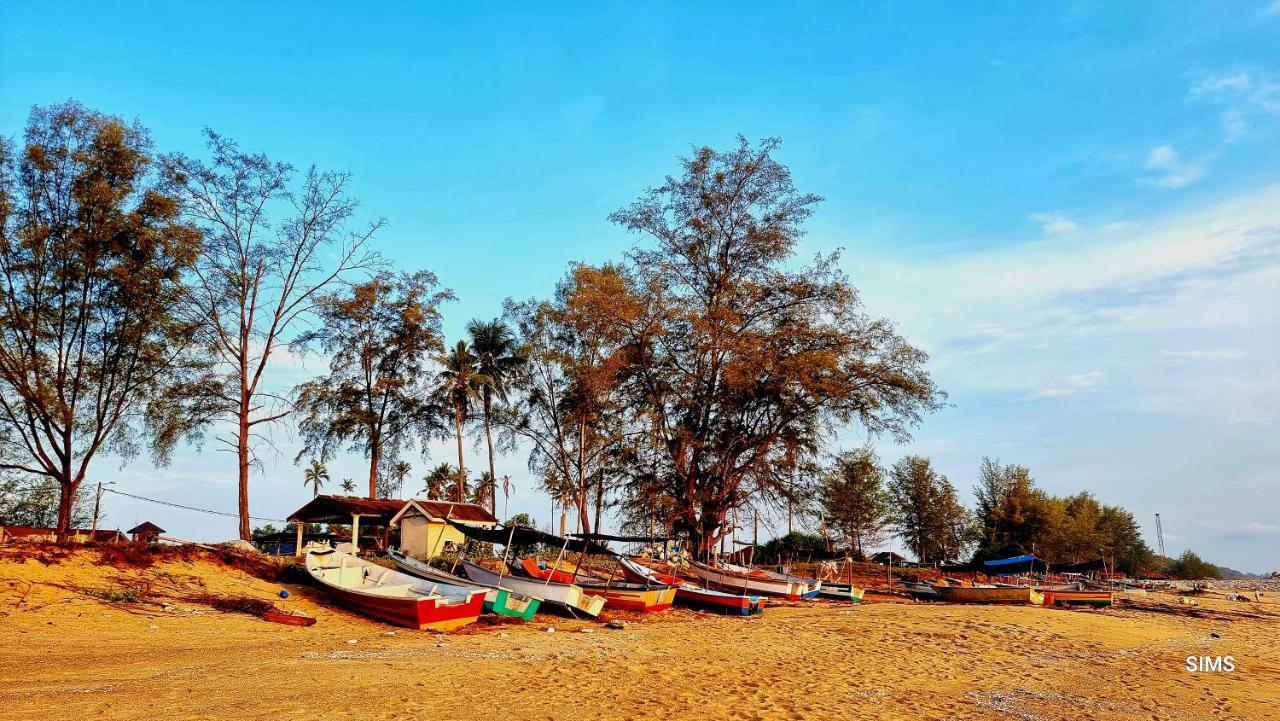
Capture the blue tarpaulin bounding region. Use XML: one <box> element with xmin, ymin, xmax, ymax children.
<box><xmin>983</xmin><ymin>554</ymin><xmax>1037</xmax><ymax>567</ymax></box>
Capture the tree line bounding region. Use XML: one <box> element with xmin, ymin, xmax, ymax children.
<box><xmin>0</xmin><ymin>100</ymin><xmax>1197</xmax><ymax>577</ymax></box>
<box><xmin>813</xmin><ymin>451</ymin><xmax>1215</xmax><ymax>577</ymax></box>
<box><xmin>0</xmin><ymin>102</ymin><xmax>943</xmax><ymax>551</ymax></box>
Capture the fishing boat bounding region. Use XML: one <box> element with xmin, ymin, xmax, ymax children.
<box><xmin>816</xmin><ymin>582</ymin><xmax>865</xmax><ymax>603</ymax></box>
<box><xmin>386</xmin><ymin>548</ymin><xmax>541</xmax><ymax>621</ymax></box>
<box><xmin>686</xmin><ymin>558</ymin><xmax>819</xmax><ymax>599</ymax></box>
<box><xmin>937</xmin><ymin>585</ymin><xmax>1045</xmax><ymax>605</ymax></box>
<box><xmin>620</xmin><ymin>557</ymin><xmax>766</xmax><ymax>615</ymax></box>
<box><xmin>460</xmin><ymin>559</ymin><xmax>606</xmax><ymax>618</ymax></box>
<box><xmin>901</xmin><ymin>581</ymin><xmax>941</xmax><ymax>599</ymax></box>
<box><xmin>1042</xmin><ymin>589</ymin><xmax>1114</xmax><ymax>606</ymax></box>
<box><xmin>519</xmin><ymin>558</ymin><xmax>676</xmax><ymax>612</ymax></box>
<box><xmin>304</xmin><ymin>544</ymin><xmax>486</xmax><ymax>631</ymax></box>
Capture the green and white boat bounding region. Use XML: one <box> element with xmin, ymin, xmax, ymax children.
<box><xmin>387</xmin><ymin>548</ymin><xmax>540</xmax><ymax>621</ymax></box>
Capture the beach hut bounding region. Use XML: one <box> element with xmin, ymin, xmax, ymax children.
<box><xmin>390</xmin><ymin>500</ymin><xmax>498</xmax><ymax>558</ymax></box>
<box><xmin>128</xmin><ymin>521</ymin><xmax>165</xmax><ymax>544</ymax></box>
<box><xmin>286</xmin><ymin>496</ymin><xmax>408</xmax><ymax>555</ymax></box>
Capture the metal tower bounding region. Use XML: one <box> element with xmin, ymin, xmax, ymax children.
<box><xmin>1154</xmin><ymin>513</ymin><xmax>1166</xmax><ymax>558</ymax></box>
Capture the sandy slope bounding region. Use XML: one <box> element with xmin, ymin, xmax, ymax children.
<box><xmin>2</xmin><ymin>549</ymin><xmax>1278</xmax><ymax>720</ymax></box>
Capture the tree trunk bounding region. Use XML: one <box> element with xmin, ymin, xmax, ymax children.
<box><xmin>237</xmin><ymin>407</ymin><xmax>251</xmax><ymax>540</ymax></box>
<box><xmin>55</xmin><ymin>478</ymin><xmax>79</xmax><ymax>541</ymax></box>
<box><xmin>576</xmin><ymin>417</ymin><xmax>590</xmax><ymax>534</ymax></box>
<box><xmin>454</xmin><ymin>402</ymin><xmax>465</xmax><ymax>502</ymax></box>
<box><xmin>483</xmin><ymin>391</ymin><xmax>496</xmax><ymax>516</ymax></box>
<box><xmin>367</xmin><ymin>433</ymin><xmax>380</xmax><ymax>499</ymax></box>
<box><xmin>593</xmin><ymin>473</ymin><xmax>604</xmax><ymax>537</ymax></box>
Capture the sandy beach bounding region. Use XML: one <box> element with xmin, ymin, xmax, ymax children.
<box><xmin>2</xmin><ymin>547</ymin><xmax>1277</xmax><ymax>721</ymax></box>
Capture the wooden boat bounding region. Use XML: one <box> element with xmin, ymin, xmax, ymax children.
<box><xmin>461</xmin><ymin>560</ymin><xmax>606</xmax><ymax>618</ymax></box>
<box><xmin>304</xmin><ymin>545</ymin><xmax>485</xmax><ymax>631</ymax></box>
<box><xmin>620</xmin><ymin>558</ymin><xmax>765</xmax><ymax>616</ymax></box>
<box><xmin>816</xmin><ymin>582</ymin><xmax>865</xmax><ymax>603</ymax></box>
<box><xmin>519</xmin><ymin>558</ymin><xmax>675</xmax><ymax>612</ymax></box>
<box><xmin>686</xmin><ymin>558</ymin><xmax>819</xmax><ymax>599</ymax></box>
<box><xmin>937</xmin><ymin>585</ymin><xmax>1045</xmax><ymax>605</ymax></box>
<box><xmin>386</xmin><ymin>548</ymin><xmax>541</xmax><ymax>621</ymax></box>
<box><xmin>901</xmin><ymin>581</ymin><xmax>941</xmax><ymax>599</ymax></box>
<box><xmin>1042</xmin><ymin>589</ymin><xmax>1114</xmax><ymax>607</ymax></box>
<box><xmin>719</xmin><ymin>561</ymin><xmax>824</xmax><ymax>597</ymax></box>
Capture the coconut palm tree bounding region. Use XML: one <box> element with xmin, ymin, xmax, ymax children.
<box><xmin>303</xmin><ymin>460</ymin><xmax>329</xmax><ymax>498</ymax></box>
<box><xmin>433</xmin><ymin>340</ymin><xmax>492</xmax><ymax>501</ymax></box>
<box><xmin>340</xmin><ymin>478</ymin><xmax>356</xmax><ymax>495</ymax></box>
<box><xmin>466</xmin><ymin>318</ymin><xmax>524</xmax><ymax>514</ymax></box>
<box><xmin>390</xmin><ymin>460</ymin><xmax>412</xmax><ymax>499</ymax></box>
<box><xmin>422</xmin><ymin>463</ymin><xmax>455</xmax><ymax>500</ymax></box>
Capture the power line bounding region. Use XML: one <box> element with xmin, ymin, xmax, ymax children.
<box><xmin>104</xmin><ymin>488</ymin><xmax>285</xmax><ymax>523</ymax></box>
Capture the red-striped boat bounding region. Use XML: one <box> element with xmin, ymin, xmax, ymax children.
<box><xmin>620</xmin><ymin>557</ymin><xmax>766</xmax><ymax>616</ymax></box>
<box><xmin>519</xmin><ymin>557</ymin><xmax>676</xmax><ymax>612</ymax></box>
<box><xmin>305</xmin><ymin>545</ymin><xmax>486</xmax><ymax>631</ymax></box>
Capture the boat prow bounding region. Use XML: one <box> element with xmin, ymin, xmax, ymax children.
<box><xmin>304</xmin><ymin>544</ymin><xmax>486</xmax><ymax>631</ymax></box>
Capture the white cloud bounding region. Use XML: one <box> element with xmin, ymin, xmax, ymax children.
<box><xmin>1190</xmin><ymin>70</ymin><xmax>1280</xmax><ymax>143</ymax></box>
<box><xmin>1029</xmin><ymin>371</ymin><xmax>1105</xmax><ymax>399</ymax></box>
<box><xmin>1028</xmin><ymin>211</ymin><xmax>1079</xmax><ymax>235</ymax></box>
<box><xmin>1158</xmin><ymin>348</ymin><xmax>1246</xmax><ymax>362</ymax></box>
<box><xmin>845</xmin><ymin>184</ymin><xmax>1280</xmax><ymax>423</ymax></box>
<box><xmin>1142</xmin><ymin>144</ymin><xmax>1205</xmax><ymax>188</ymax></box>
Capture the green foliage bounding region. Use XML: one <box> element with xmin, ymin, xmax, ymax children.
<box><xmin>971</xmin><ymin>457</ymin><xmax>1154</xmax><ymax>573</ymax></box>
<box><xmin>0</xmin><ymin>101</ymin><xmax>209</xmax><ymax>537</ymax></box>
<box><xmin>502</xmin><ymin>512</ymin><xmax>539</xmax><ymax>559</ymax></box>
<box><xmin>302</xmin><ymin>460</ymin><xmax>329</xmax><ymax>497</ymax></box>
<box><xmin>598</xmin><ymin>137</ymin><xmax>944</xmax><ymax>555</ymax></box>
<box><xmin>754</xmin><ymin>531</ymin><xmax>829</xmax><ymax>565</ymax></box>
<box><xmin>819</xmin><ymin>447</ymin><xmax>889</xmax><ymax>559</ymax></box>
<box><xmin>1168</xmin><ymin>550</ymin><xmax>1223</xmax><ymax>580</ymax></box>
<box><xmin>293</xmin><ymin>271</ymin><xmax>452</xmax><ymax>499</ymax></box>
<box><xmin>886</xmin><ymin>456</ymin><xmax>973</xmax><ymax>563</ymax></box>
<box><xmin>0</xmin><ymin>475</ymin><xmax>92</xmax><ymax>527</ymax></box>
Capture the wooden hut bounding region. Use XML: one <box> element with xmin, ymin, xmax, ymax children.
<box><xmin>389</xmin><ymin>500</ymin><xmax>498</xmax><ymax>558</ymax></box>
<box><xmin>127</xmin><ymin>522</ymin><xmax>165</xmax><ymax>544</ymax></box>
<box><xmin>286</xmin><ymin>496</ymin><xmax>407</xmax><ymax>555</ymax></box>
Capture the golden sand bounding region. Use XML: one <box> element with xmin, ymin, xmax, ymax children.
<box><xmin>2</xmin><ymin>549</ymin><xmax>1278</xmax><ymax>720</ymax></box>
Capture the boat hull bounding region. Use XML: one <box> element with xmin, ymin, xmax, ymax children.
<box><xmin>938</xmin><ymin>586</ymin><xmax>1045</xmax><ymax>605</ymax></box>
<box><xmin>620</xmin><ymin>558</ymin><xmax>765</xmax><ymax>615</ymax></box>
<box><xmin>305</xmin><ymin>547</ymin><xmax>486</xmax><ymax>631</ymax></box>
<box><xmin>1043</xmin><ymin>590</ymin><xmax>1114</xmax><ymax>607</ymax></box>
<box><xmin>387</xmin><ymin>550</ymin><xmax>540</xmax><ymax>621</ymax></box>
<box><xmin>816</xmin><ymin>583</ymin><xmax>865</xmax><ymax>603</ymax></box>
<box><xmin>578</xmin><ymin>583</ymin><xmax>676</xmax><ymax>612</ymax></box>
<box><xmin>462</xmin><ymin>560</ymin><xmax>606</xmax><ymax>618</ymax></box>
<box><xmin>686</xmin><ymin>559</ymin><xmax>816</xmax><ymax>599</ymax></box>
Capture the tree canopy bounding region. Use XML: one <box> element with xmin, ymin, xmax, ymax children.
<box><xmin>0</xmin><ymin>101</ymin><xmax>208</xmax><ymax>538</ymax></box>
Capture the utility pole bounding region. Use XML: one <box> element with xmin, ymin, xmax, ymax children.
<box><xmin>90</xmin><ymin>482</ymin><xmax>109</xmax><ymax>535</ymax></box>
<box><xmin>1154</xmin><ymin>513</ymin><xmax>1166</xmax><ymax>559</ymax></box>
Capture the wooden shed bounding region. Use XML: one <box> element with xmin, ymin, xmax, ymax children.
<box><xmin>127</xmin><ymin>521</ymin><xmax>165</xmax><ymax>544</ymax></box>
<box><xmin>390</xmin><ymin>500</ymin><xmax>498</xmax><ymax>558</ymax></box>
<box><xmin>286</xmin><ymin>495</ymin><xmax>407</xmax><ymax>555</ymax></box>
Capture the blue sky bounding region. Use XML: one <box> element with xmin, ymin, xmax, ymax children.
<box><xmin>3</xmin><ymin>2</ymin><xmax>1278</xmax><ymax>571</ymax></box>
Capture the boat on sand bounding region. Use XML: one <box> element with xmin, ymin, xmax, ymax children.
<box><xmin>386</xmin><ymin>548</ymin><xmax>541</xmax><ymax>621</ymax></box>
<box><xmin>519</xmin><ymin>558</ymin><xmax>676</xmax><ymax>612</ymax></box>
<box><xmin>1042</xmin><ymin>589</ymin><xmax>1114</xmax><ymax>606</ymax></box>
<box><xmin>461</xmin><ymin>559</ymin><xmax>606</xmax><ymax>618</ymax></box>
<box><xmin>937</xmin><ymin>585</ymin><xmax>1045</xmax><ymax>605</ymax></box>
<box><xmin>686</xmin><ymin>559</ymin><xmax>819</xmax><ymax>599</ymax></box>
<box><xmin>619</xmin><ymin>557</ymin><xmax>766</xmax><ymax>616</ymax></box>
<box><xmin>304</xmin><ymin>544</ymin><xmax>486</xmax><ymax>631</ymax></box>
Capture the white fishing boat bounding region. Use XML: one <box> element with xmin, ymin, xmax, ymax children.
<box><xmin>460</xmin><ymin>559</ymin><xmax>606</xmax><ymax>618</ymax></box>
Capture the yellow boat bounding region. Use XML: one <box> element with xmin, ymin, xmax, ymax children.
<box><xmin>937</xmin><ymin>586</ymin><xmax>1045</xmax><ymax>605</ymax></box>
<box><xmin>1042</xmin><ymin>589</ymin><xmax>1114</xmax><ymax>606</ymax></box>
